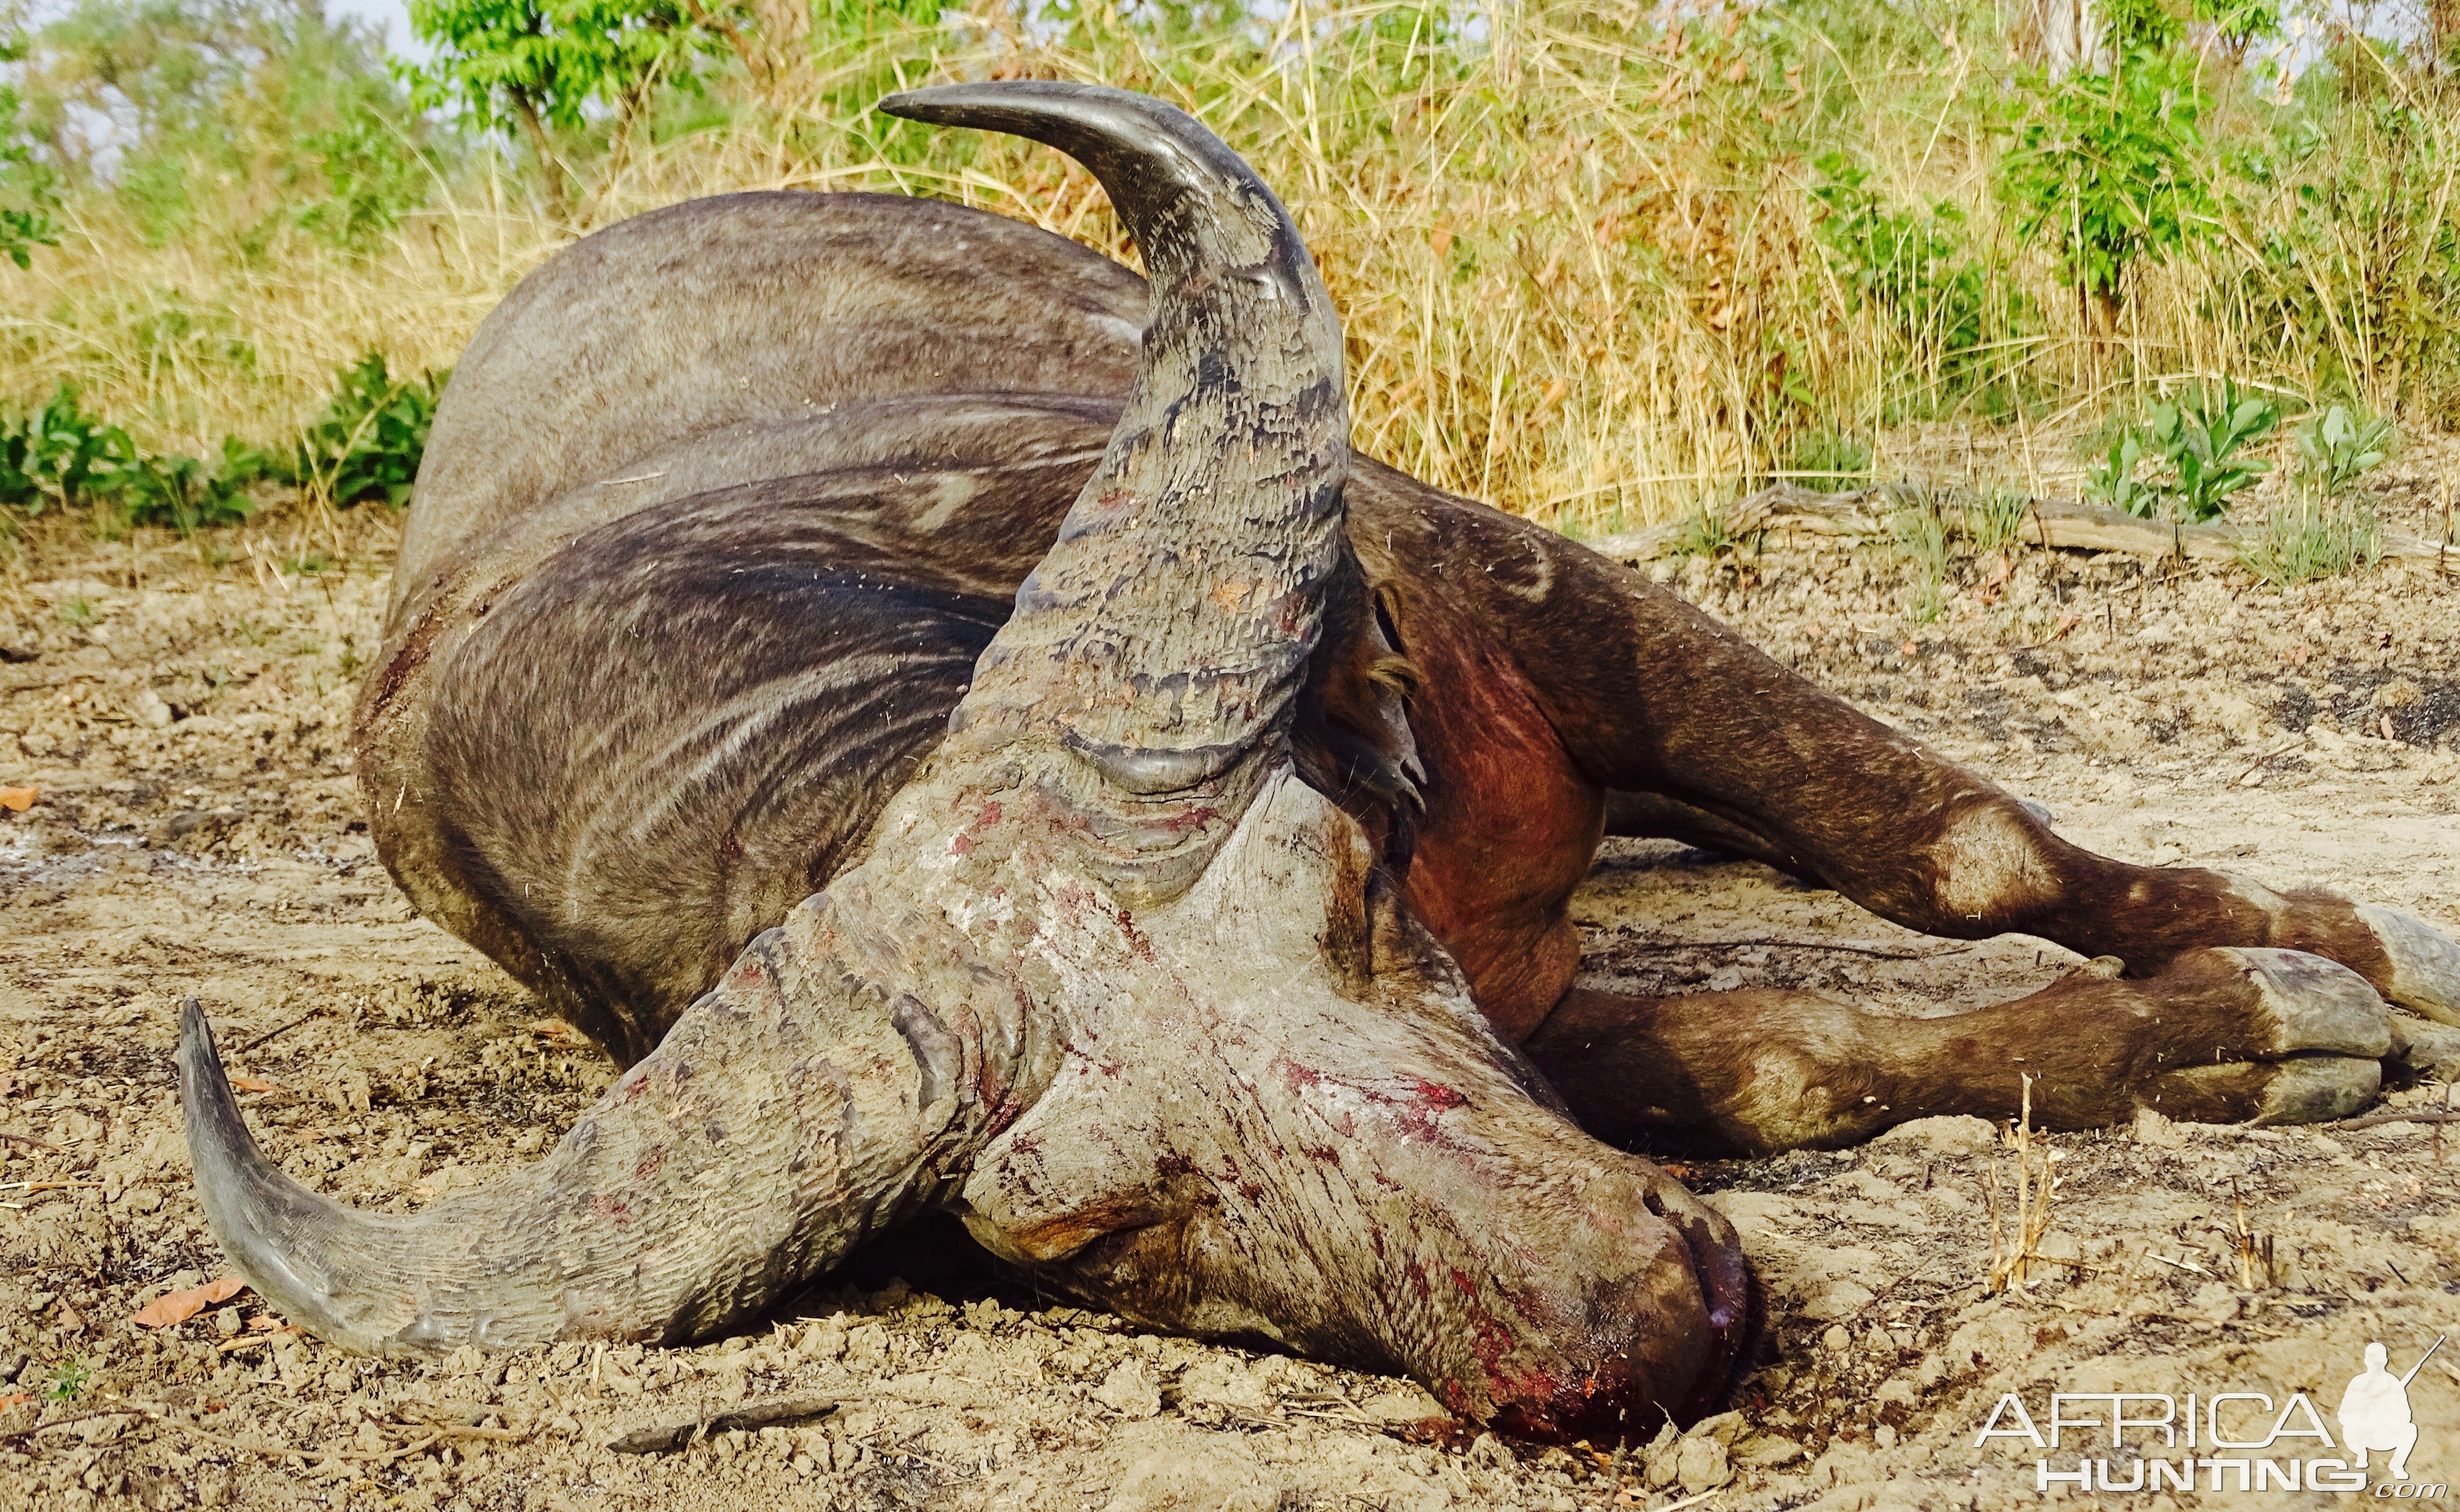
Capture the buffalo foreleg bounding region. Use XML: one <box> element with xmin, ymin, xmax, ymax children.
<box><xmin>1524</xmin><ymin>947</ymin><xmax>2389</xmax><ymax>1155</ymax></box>
<box><xmin>1409</xmin><ymin>509</ymin><xmax>2460</xmax><ymax>1030</ymax></box>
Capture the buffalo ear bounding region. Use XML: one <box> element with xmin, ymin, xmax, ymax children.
<box><xmin>1287</xmin><ymin>547</ymin><xmax>1426</xmax><ymax>915</ymax></box>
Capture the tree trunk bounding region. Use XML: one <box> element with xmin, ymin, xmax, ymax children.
<box><xmin>508</xmin><ymin>89</ymin><xmax>573</xmax><ymax>207</ymax></box>
<box><xmin>2083</xmin><ymin>283</ymin><xmax>2121</xmax><ymax>343</ymax></box>
<box><xmin>2017</xmin><ymin>0</ymin><xmax>2103</xmax><ymax>77</ymax></box>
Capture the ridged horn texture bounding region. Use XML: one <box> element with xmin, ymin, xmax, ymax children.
<box><xmin>176</xmin><ymin>836</ymin><xmax>1027</xmax><ymax>1352</ymax></box>
<box><xmin>881</xmin><ymin>82</ymin><xmax>1351</xmax><ymax>901</ymax></box>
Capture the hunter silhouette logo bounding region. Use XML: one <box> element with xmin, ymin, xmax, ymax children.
<box><xmin>2342</xmin><ymin>1337</ymin><xmax>2443</xmax><ymax>1483</ymax></box>
<box><xmin>1973</xmin><ymin>1334</ymin><xmax>2450</xmax><ymax>1494</ymax></box>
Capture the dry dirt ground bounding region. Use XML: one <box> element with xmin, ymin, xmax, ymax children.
<box><xmin>3</xmin><ymin>495</ymin><xmax>2459</xmax><ymax>1512</ymax></box>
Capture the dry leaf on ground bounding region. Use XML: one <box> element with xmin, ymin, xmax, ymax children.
<box><xmin>228</xmin><ymin>1076</ymin><xmax>280</xmax><ymax>1094</ymax></box>
<box><xmin>0</xmin><ymin>787</ymin><xmax>36</xmax><ymax>812</ymax></box>
<box><xmin>129</xmin><ymin>1275</ymin><xmax>248</xmax><ymax>1329</ymax></box>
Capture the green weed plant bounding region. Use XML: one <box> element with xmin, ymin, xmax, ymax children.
<box><xmin>2294</xmin><ymin>404</ymin><xmax>2395</xmax><ymax>497</ymax></box>
<box><xmin>2086</xmin><ymin>380</ymin><xmax>2281</xmax><ymax>524</ymax></box>
<box><xmin>277</xmin><ymin>352</ymin><xmax>446</xmax><ymax>509</ymax></box>
<box><xmin>1964</xmin><ymin>485</ymin><xmax>2033</xmax><ymax>555</ymax></box>
<box><xmin>1890</xmin><ymin>492</ymin><xmax>1954</xmax><ymax>622</ymax></box>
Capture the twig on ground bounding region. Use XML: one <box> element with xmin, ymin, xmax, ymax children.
<box><xmin>0</xmin><ymin>1132</ymin><xmax>58</xmax><ymax>1151</ymax></box>
<box><xmin>0</xmin><ymin>1179</ymin><xmax>102</xmax><ymax>1196</ymax></box>
<box><xmin>0</xmin><ymin>1410</ymin><xmax>137</xmax><ymax>1446</ymax></box>
<box><xmin>236</xmin><ymin>1011</ymin><xmax>318</xmax><ymax>1054</ymax></box>
<box><xmin>856</xmin><ymin>1432</ymin><xmax>964</xmax><ymax>1474</ymax></box>
<box><xmin>4</xmin><ymin>1398</ymin><xmax>455</xmax><ymax>1466</ymax></box>
<box><xmin>606</xmin><ymin>1395</ymin><xmax>842</xmax><ymax>1454</ymax></box>
<box><xmin>2333</xmin><ymin>1111</ymin><xmax>2460</xmax><ymax>1131</ymax></box>
<box><xmin>392</xmin><ymin>1419</ymin><xmax>529</xmax><ymax>1443</ymax></box>
<box><xmin>2234</xmin><ymin>735</ymin><xmax>2311</xmax><ymax>786</ymax></box>
<box><xmin>149</xmin><ymin>1410</ymin><xmax>442</xmax><ymax>1465</ymax></box>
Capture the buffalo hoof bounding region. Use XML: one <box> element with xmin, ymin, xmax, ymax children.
<box><xmin>2137</xmin><ymin>947</ymin><xmax>2388</xmax><ymax>1126</ymax></box>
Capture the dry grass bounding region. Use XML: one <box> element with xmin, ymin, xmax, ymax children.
<box><xmin>1</xmin><ymin>2</ymin><xmax>2452</xmax><ymax>536</ymax></box>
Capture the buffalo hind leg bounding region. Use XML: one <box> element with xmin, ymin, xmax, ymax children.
<box><xmin>1525</xmin><ymin>949</ymin><xmax>2389</xmax><ymax>1156</ymax></box>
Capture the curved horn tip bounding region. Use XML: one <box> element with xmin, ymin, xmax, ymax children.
<box><xmin>179</xmin><ymin>996</ymin><xmax>388</xmax><ymax>1353</ymax></box>
<box><xmin>872</xmin><ymin>83</ymin><xmax>1263</xmax><ymax>232</ymax></box>
<box><xmin>876</xmin><ymin>79</ymin><xmax>1174</xmax><ymax>131</ymax></box>
<box><xmin>177</xmin><ymin>997</ymin><xmax>252</xmax><ymax>1157</ymax></box>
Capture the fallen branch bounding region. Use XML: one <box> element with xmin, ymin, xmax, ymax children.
<box><xmin>607</xmin><ymin>1394</ymin><xmax>841</xmax><ymax>1454</ymax></box>
<box><xmin>2145</xmin><ymin>1250</ymin><xmax>2211</xmax><ymax>1277</ymax></box>
<box><xmin>1618</xmin><ymin>938</ymin><xmax>1965</xmax><ymax>962</ymax></box>
<box><xmin>149</xmin><ymin>1412</ymin><xmax>443</xmax><ymax>1466</ymax></box>
<box><xmin>0</xmin><ymin>1409</ymin><xmax>133</xmax><ymax>1446</ymax></box>
<box><xmin>2</xmin><ymin>1399</ymin><xmax>451</xmax><ymax>1465</ymax></box>
<box><xmin>2234</xmin><ymin>735</ymin><xmax>2312</xmax><ymax>785</ymax></box>
<box><xmin>395</xmin><ymin>1419</ymin><xmax>530</xmax><ymax>1443</ymax></box>
<box><xmin>1579</xmin><ymin>483</ymin><xmax>2460</xmax><ymax>572</ymax></box>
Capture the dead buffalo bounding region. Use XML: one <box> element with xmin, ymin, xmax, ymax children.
<box><xmin>179</xmin><ymin>81</ymin><xmax>2460</xmax><ymax>1440</ymax></box>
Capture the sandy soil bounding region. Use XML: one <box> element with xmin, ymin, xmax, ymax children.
<box><xmin>3</xmin><ymin>499</ymin><xmax>2458</xmax><ymax>1512</ymax></box>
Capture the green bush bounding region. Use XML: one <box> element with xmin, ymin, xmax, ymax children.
<box><xmin>1998</xmin><ymin>1</ymin><xmax>2220</xmax><ymax>329</ymax></box>
<box><xmin>277</xmin><ymin>351</ymin><xmax>446</xmax><ymax>508</ymax></box>
<box><xmin>116</xmin><ymin>445</ymin><xmax>263</xmax><ymax>533</ymax></box>
<box><xmin>0</xmin><ymin>386</ymin><xmax>141</xmax><ymax>512</ymax></box>
<box><xmin>2244</xmin><ymin>103</ymin><xmax>2460</xmax><ymax>420</ymax></box>
<box><xmin>1812</xmin><ymin>154</ymin><xmax>1988</xmax><ymax>380</ymax></box>
<box><xmin>0</xmin><ymin>386</ymin><xmax>259</xmax><ymax>533</ymax></box>
<box><xmin>0</xmin><ymin>352</ymin><xmax>441</xmax><ymax>534</ymax></box>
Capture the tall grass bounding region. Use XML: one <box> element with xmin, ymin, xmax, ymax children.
<box><xmin>4</xmin><ymin>0</ymin><xmax>2459</xmax><ymax>536</ymax></box>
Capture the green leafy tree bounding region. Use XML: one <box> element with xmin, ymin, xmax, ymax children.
<box><xmin>402</xmin><ymin>0</ymin><xmax>730</xmax><ymax>187</ymax></box>
<box><xmin>1993</xmin><ymin>0</ymin><xmax>2284</xmax><ymax>336</ymax></box>
<box><xmin>1999</xmin><ymin>44</ymin><xmax>2212</xmax><ymax>335</ymax></box>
